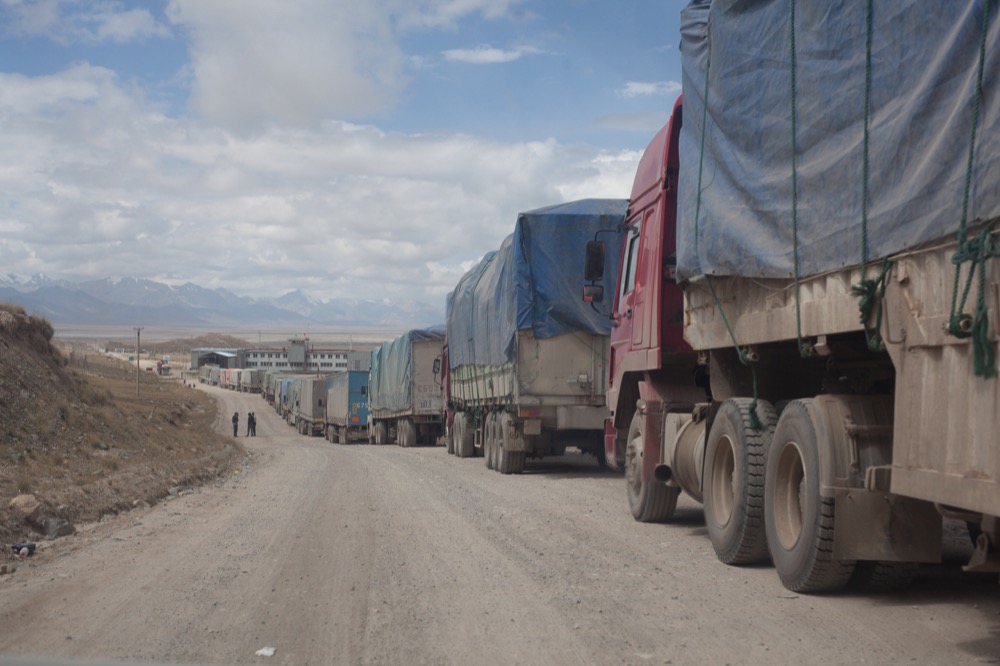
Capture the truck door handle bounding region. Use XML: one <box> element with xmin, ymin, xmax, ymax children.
<box><xmin>625</xmin><ymin>309</ymin><xmax>633</xmax><ymax>319</ymax></box>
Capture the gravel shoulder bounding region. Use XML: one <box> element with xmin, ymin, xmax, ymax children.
<box><xmin>1</xmin><ymin>384</ymin><xmax>998</xmax><ymax>665</ymax></box>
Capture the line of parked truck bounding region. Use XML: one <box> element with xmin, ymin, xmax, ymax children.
<box><xmin>198</xmin><ymin>366</ymin><xmax>263</xmax><ymax>393</ymax></box>
<box><xmin>191</xmin><ymin>1</ymin><xmax>1000</xmax><ymax>594</ymax></box>
<box><xmin>199</xmin><ymin>365</ymin><xmax>370</xmax><ymax>444</ymax></box>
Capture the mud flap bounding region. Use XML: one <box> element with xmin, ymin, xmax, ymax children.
<box><xmin>832</xmin><ymin>489</ymin><xmax>942</xmax><ymax>563</ymax></box>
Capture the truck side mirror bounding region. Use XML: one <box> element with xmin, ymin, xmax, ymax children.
<box><xmin>432</xmin><ymin>358</ymin><xmax>441</xmax><ymax>376</ymax></box>
<box><xmin>583</xmin><ymin>284</ymin><xmax>604</xmax><ymax>303</ymax></box>
<box><xmin>584</xmin><ymin>240</ymin><xmax>605</xmax><ymax>281</ymax></box>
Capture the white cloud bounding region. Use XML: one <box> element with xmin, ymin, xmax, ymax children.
<box><xmin>393</xmin><ymin>0</ymin><xmax>528</xmax><ymax>29</ymax></box>
<box><xmin>165</xmin><ymin>0</ymin><xmax>406</xmax><ymax>132</ymax></box>
<box><xmin>1</xmin><ymin>0</ymin><xmax>170</xmax><ymax>44</ymax></box>
<box><xmin>91</xmin><ymin>7</ymin><xmax>170</xmax><ymax>42</ymax></box>
<box><xmin>0</xmin><ymin>65</ymin><xmax>637</xmax><ymax>312</ymax></box>
<box><xmin>554</xmin><ymin>149</ymin><xmax>643</xmax><ymax>202</ymax></box>
<box><xmin>618</xmin><ymin>80</ymin><xmax>681</xmax><ymax>99</ymax></box>
<box><xmin>442</xmin><ymin>44</ymin><xmax>540</xmax><ymax>64</ymax></box>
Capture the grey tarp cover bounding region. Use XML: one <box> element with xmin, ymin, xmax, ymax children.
<box><xmin>447</xmin><ymin>198</ymin><xmax>627</xmax><ymax>367</ymax></box>
<box><xmin>369</xmin><ymin>327</ymin><xmax>445</xmax><ymax>412</ymax></box>
<box><xmin>677</xmin><ymin>0</ymin><xmax>1000</xmax><ymax>279</ymax></box>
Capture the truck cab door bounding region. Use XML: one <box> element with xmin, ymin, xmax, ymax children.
<box><xmin>612</xmin><ymin>218</ymin><xmax>644</xmax><ymax>355</ymax></box>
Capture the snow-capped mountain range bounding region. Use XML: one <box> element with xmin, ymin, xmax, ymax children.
<box><xmin>0</xmin><ymin>274</ymin><xmax>442</xmax><ymax>329</ymax></box>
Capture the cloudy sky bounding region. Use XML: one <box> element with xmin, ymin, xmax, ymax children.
<box><xmin>0</xmin><ymin>0</ymin><xmax>684</xmax><ymax>317</ymax></box>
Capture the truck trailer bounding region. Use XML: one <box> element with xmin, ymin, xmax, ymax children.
<box><xmin>369</xmin><ymin>329</ymin><xmax>445</xmax><ymax>447</ymax></box>
<box><xmin>325</xmin><ymin>370</ymin><xmax>370</xmax><ymax>444</ymax></box>
<box><xmin>586</xmin><ymin>0</ymin><xmax>1000</xmax><ymax>592</ymax></box>
<box><xmin>291</xmin><ymin>377</ymin><xmax>329</xmax><ymax>437</ymax></box>
<box><xmin>238</xmin><ymin>368</ymin><xmax>262</xmax><ymax>393</ymax></box>
<box><xmin>446</xmin><ymin>198</ymin><xmax>626</xmax><ymax>473</ymax></box>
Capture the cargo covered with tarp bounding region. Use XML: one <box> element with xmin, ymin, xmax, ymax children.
<box><xmin>447</xmin><ymin>198</ymin><xmax>627</xmax><ymax>367</ymax></box>
<box><xmin>369</xmin><ymin>328</ymin><xmax>445</xmax><ymax>415</ymax></box>
<box><xmin>677</xmin><ymin>0</ymin><xmax>1000</xmax><ymax>280</ymax></box>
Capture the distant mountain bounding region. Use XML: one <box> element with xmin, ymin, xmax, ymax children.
<box><xmin>0</xmin><ymin>275</ymin><xmax>443</xmax><ymax>329</ymax></box>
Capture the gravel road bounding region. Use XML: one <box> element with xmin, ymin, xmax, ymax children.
<box><xmin>1</xmin><ymin>384</ymin><xmax>998</xmax><ymax>665</ymax></box>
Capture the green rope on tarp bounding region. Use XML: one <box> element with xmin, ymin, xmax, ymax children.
<box><xmin>851</xmin><ymin>0</ymin><xmax>893</xmax><ymax>352</ymax></box>
<box><xmin>693</xmin><ymin>34</ymin><xmax>712</xmax><ymax>263</ymax></box>
<box><xmin>693</xmin><ymin>41</ymin><xmax>762</xmax><ymax>430</ymax></box>
<box><xmin>706</xmin><ymin>276</ymin><xmax>763</xmax><ymax>430</ymax></box>
<box><xmin>789</xmin><ymin>0</ymin><xmax>811</xmax><ymax>359</ymax></box>
<box><xmin>947</xmin><ymin>0</ymin><xmax>997</xmax><ymax>378</ymax></box>
<box><xmin>950</xmin><ymin>228</ymin><xmax>1000</xmax><ymax>376</ymax></box>
<box><xmin>851</xmin><ymin>259</ymin><xmax>892</xmax><ymax>351</ymax></box>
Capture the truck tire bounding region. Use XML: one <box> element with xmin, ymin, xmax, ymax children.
<box><xmin>498</xmin><ymin>414</ymin><xmax>525</xmax><ymax>475</ymax></box>
<box><xmin>373</xmin><ymin>421</ymin><xmax>387</xmax><ymax>446</ymax></box>
<box><xmin>703</xmin><ymin>398</ymin><xmax>777</xmax><ymax>565</ymax></box>
<box><xmin>849</xmin><ymin>561</ymin><xmax>919</xmax><ymax>592</ymax></box>
<box><xmin>490</xmin><ymin>415</ymin><xmax>502</xmax><ymax>471</ymax></box>
<box><xmin>485</xmin><ymin>414</ymin><xmax>496</xmax><ymax>470</ymax></box>
<box><xmin>454</xmin><ymin>413</ymin><xmax>474</xmax><ymax>458</ymax></box>
<box><xmin>498</xmin><ymin>450</ymin><xmax>525</xmax><ymax>474</ymax></box>
<box><xmin>446</xmin><ymin>424</ymin><xmax>455</xmax><ymax>455</ymax></box>
<box><xmin>765</xmin><ymin>399</ymin><xmax>856</xmax><ymax>593</ymax></box>
<box><xmin>399</xmin><ymin>418</ymin><xmax>415</xmax><ymax>447</ymax></box>
<box><xmin>625</xmin><ymin>411</ymin><xmax>679</xmax><ymax>522</ymax></box>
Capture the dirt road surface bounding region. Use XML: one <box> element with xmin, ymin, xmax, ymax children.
<box><xmin>1</xmin><ymin>384</ymin><xmax>998</xmax><ymax>665</ymax></box>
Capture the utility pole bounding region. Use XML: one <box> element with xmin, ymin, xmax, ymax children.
<box><xmin>134</xmin><ymin>327</ymin><xmax>144</xmax><ymax>397</ymax></box>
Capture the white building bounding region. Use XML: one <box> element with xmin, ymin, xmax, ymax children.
<box><xmin>192</xmin><ymin>338</ymin><xmax>372</xmax><ymax>372</ymax></box>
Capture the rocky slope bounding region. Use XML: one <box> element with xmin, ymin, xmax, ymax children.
<box><xmin>0</xmin><ymin>303</ymin><xmax>243</xmax><ymax>551</ymax></box>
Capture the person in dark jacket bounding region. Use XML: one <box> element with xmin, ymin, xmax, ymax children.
<box><xmin>232</xmin><ymin>411</ymin><xmax>239</xmax><ymax>437</ymax></box>
<box><xmin>249</xmin><ymin>412</ymin><xmax>257</xmax><ymax>437</ymax></box>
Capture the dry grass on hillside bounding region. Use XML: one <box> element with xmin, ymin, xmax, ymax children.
<box><xmin>0</xmin><ymin>304</ymin><xmax>244</xmax><ymax>552</ymax></box>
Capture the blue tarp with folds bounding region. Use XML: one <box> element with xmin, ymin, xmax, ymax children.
<box><xmin>447</xmin><ymin>199</ymin><xmax>627</xmax><ymax>367</ymax></box>
<box><xmin>677</xmin><ymin>0</ymin><xmax>1000</xmax><ymax>280</ymax></box>
<box><xmin>370</xmin><ymin>327</ymin><xmax>445</xmax><ymax>412</ymax></box>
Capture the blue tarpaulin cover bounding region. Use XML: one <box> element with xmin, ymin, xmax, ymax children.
<box><xmin>370</xmin><ymin>327</ymin><xmax>445</xmax><ymax>412</ymax></box>
<box><xmin>677</xmin><ymin>0</ymin><xmax>1000</xmax><ymax>280</ymax></box>
<box><xmin>447</xmin><ymin>198</ymin><xmax>627</xmax><ymax>367</ymax></box>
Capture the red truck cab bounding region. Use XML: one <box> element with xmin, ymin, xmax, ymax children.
<box><xmin>601</xmin><ymin>97</ymin><xmax>701</xmax><ymax>473</ymax></box>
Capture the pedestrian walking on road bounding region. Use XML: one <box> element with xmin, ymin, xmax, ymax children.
<box><xmin>246</xmin><ymin>411</ymin><xmax>253</xmax><ymax>436</ymax></box>
<box><xmin>249</xmin><ymin>412</ymin><xmax>257</xmax><ymax>437</ymax></box>
<box><xmin>232</xmin><ymin>411</ymin><xmax>239</xmax><ymax>437</ymax></box>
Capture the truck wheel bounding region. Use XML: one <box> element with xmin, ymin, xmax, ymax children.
<box><xmin>849</xmin><ymin>561</ymin><xmax>919</xmax><ymax>592</ymax></box>
<box><xmin>485</xmin><ymin>414</ymin><xmax>496</xmax><ymax>470</ymax></box>
<box><xmin>455</xmin><ymin>413</ymin><xmax>474</xmax><ymax>458</ymax></box>
<box><xmin>498</xmin><ymin>414</ymin><xmax>525</xmax><ymax>475</ymax></box>
<box><xmin>399</xmin><ymin>419</ymin><xmax>415</xmax><ymax>447</ymax></box>
<box><xmin>625</xmin><ymin>411</ymin><xmax>679</xmax><ymax>522</ymax></box>
<box><xmin>374</xmin><ymin>421</ymin><xmax>387</xmax><ymax>446</ymax></box>
<box><xmin>446</xmin><ymin>424</ymin><xmax>455</xmax><ymax>455</ymax></box>
<box><xmin>765</xmin><ymin>399</ymin><xmax>856</xmax><ymax>593</ymax></box>
<box><xmin>490</xmin><ymin>415</ymin><xmax>502</xmax><ymax>471</ymax></box>
<box><xmin>499</xmin><ymin>451</ymin><xmax>525</xmax><ymax>475</ymax></box>
<box><xmin>703</xmin><ymin>398</ymin><xmax>777</xmax><ymax>565</ymax></box>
